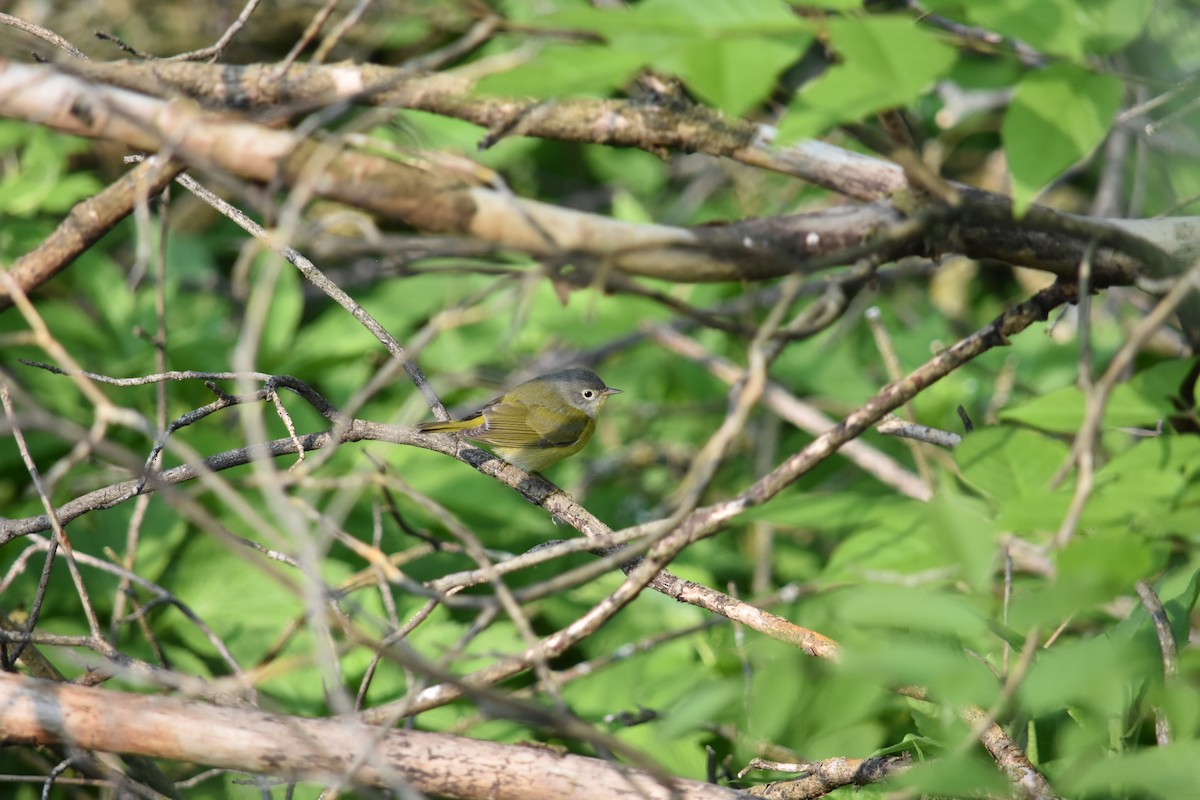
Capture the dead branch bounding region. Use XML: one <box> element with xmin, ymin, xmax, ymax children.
<box><xmin>0</xmin><ymin>672</ymin><xmax>750</xmax><ymax>799</ymax></box>
<box><xmin>0</xmin><ymin>59</ymin><xmax>1183</xmax><ymax>290</ymax></box>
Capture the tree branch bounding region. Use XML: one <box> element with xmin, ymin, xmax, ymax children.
<box><xmin>0</xmin><ymin>60</ymin><xmax>1183</xmax><ymax>289</ymax></box>
<box><xmin>0</xmin><ymin>672</ymin><xmax>751</xmax><ymax>799</ymax></box>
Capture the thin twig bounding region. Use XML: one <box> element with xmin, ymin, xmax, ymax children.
<box><xmin>0</xmin><ymin>383</ymin><xmax>103</xmax><ymax>641</ymax></box>
<box><xmin>1053</xmin><ymin>258</ymin><xmax>1200</xmax><ymax>547</ymax></box>
<box><xmin>649</xmin><ymin>326</ymin><xmax>931</xmax><ymax>500</ymax></box>
<box><xmin>277</xmin><ymin>0</ymin><xmax>341</xmax><ymax>73</ymax></box>
<box><xmin>1135</xmin><ymin>580</ymin><xmax>1177</xmax><ymax>746</ymax></box>
<box><xmin>0</xmin><ymin>13</ymin><xmax>88</xmax><ymax>59</ymax></box>
<box><xmin>167</xmin><ymin>0</ymin><xmax>263</xmax><ymax>61</ymax></box>
<box><xmin>168</xmin><ymin>170</ymin><xmax>446</xmax><ymax>418</ymax></box>
<box><xmin>312</xmin><ymin>0</ymin><xmax>370</xmax><ymax>63</ymax></box>
<box><xmin>876</xmin><ymin>415</ymin><xmax>962</xmax><ymax>448</ymax></box>
<box><xmin>866</xmin><ymin>305</ymin><xmax>933</xmax><ymax>487</ymax></box>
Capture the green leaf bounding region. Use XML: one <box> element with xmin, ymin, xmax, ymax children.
<box><xmin>1003</xmin><ymin>62</ymin><xmax>1122</xmax><ymax>214</ymax></box>
<box><xmin>648</xmin><ymin>0</ymin><xmax>806</xmax><ymax>34</ymax></box>
<box><xmin>1057</xmin><ymin>530</ymin><xmax>1162</xmax><ymax>604</ymax></box>
<box><xmin>923</xmin><ymin>487</ymin><xmax>998</xmax><ymax>591</ymax></box>
<box><xmin>259</xmin><ymin>258</ymin><xmax>304</xmax><ymax>365</ymax></box>
<box><xmin>75</xmin><ymin>254</ymin><xmax>137</xmax><ymax>338</ymax></box>
<box><xmin>740</xmin><ymin>490</ymin><xmax>921</xmax><ymax>530</ymax></box>
<box><xmin>1000</xmin><ymin>359</ymin><xmax>1193</xmax><ymax>433</ymax></box>
<box><xmin>779</xmin><ymin>15</ymin><xmax>957</xmax><ymax>141</ymax></box>
<box><xmin>788</xmin><ymin>486</ymin><xmax>995</xmax><ymax>586</ymax></box>
<box><xmin>658</xmin><ymin>677</ymin><xmax>744</xmax><ymax>738</ymax></box>
<box><xmin>480</xmin><ymin>0</ymin><xmax>810</xmax><ymax>116</ymax></box>
<box><xmin>0</xmin><ymin>128</ymin><xmax>65</xmax><ymax>216</ymax></box>
<box><xmin>1009</xmin><ymin>530</ymin><xmax>1163</xmax><ymax>629</ymax></box>
<box><xmin>894</xmin><ymin>756</ymin><xmax>1011</xmax><ymax>797</ymax></box>
<box><xmin>1078</xmin><ymin>0</ymin><xmax>1154</xmax><ymax>54</ymax></box>
<box><xmin>1083</xmin><ymin>437</ymin><xmax>1200</xmax><ymax>536</ymax></box>
<box><xmin>946</xmin><ymin>51</ymin><xmax>1024</xmax><ymax>92</ymax></box>
<box><xmin>555</xmin><ymin>0</ymin><xmax>808</xmax><ymax>41</ymax></box>
<box><xmin>799</xmin><ymin>0</ymin><xmax>869</xmax><ymax>8</ymax></box>
<box><xmin>841</xmin><ymin>630</ymin><xmax>998</xmax><ymax>707</ymax></box>
<box><xmin>477</xmin><ymin>44</ymin><xmax>647</xmax><ymax>99</ymax></box>
<box><xmin>955</xmin><ymin>426</ymin><xmax>1074</xmax><ymax>533</ymax></box>
<box><xmin>834</xmin><ymin>584</ymin><xmax>992</xmax><ymax>641</ymax></box>
<box><xmin>1116</xmin><ymin>568</ymin><xmax>1200</xmax><ymax>662</ymax></box>
<box><xmin>165</xmin><ymin>534</ymin><xmax>308</xmax><ymax>668</ymax></box>
<box><xmin>658</xmin><ymin>37</ymin><xmax>800</xmax><ymax>117</ymax></box>
<box><xmin>747</xmin><ymin>649</ymin><xmax>806</xmax><ymax>741</ymax></box>
<box><xmin>1159</xmin><ymin>568</ymin><xmax>1200</xmax><ymax>643</ymax></box>
<box><xmin>789</xmin><ymin>669</ymin><xmax>889</xmax><ymax>757</ymax></box>
<box><xmin>41</xmin><ymin>172</ymin><xmax>103</xmax><ymax>214</ymax></box>
<box><xmin>922</xmin><ymin>0</ymin><xmax>1151</xmax><ymax>59</ymax></box>
<box><xmin>643</xmin><ymin>0</ymin><xmax>808</xmax><ymax>115</ymax></box>
<box><xmin>956</xmin><ymin>427</ymin><xmax>1070</xmax><ymax>504</ymax></box>
<box><xmin>1066</xmin><ymin>742</ymin><xmax>1200</xmax><ymax>798</ymax></box>
<box><xmin>998</xmin><ymin>384</ymin><xmax>1084</xmax><ymax>431</ymax></box>
<box><xmin>1019</xmin><ymin>632</ymin><xmax>1148</xmax><ymax>719</ymax></box>
<box><xmin>743</xmin><ymin>492</ymin><xmax>936</xmax><ymax>583</ymax></box>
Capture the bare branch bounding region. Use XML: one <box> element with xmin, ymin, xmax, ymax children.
<box><xmin>0</xmin><ymin>672</ymin><xmax>750</xmax><ymax>799</ymax></box>
<box><xmin>1135</xmin><ymin>580</ymin><xmax>1178</xmax><ymax>746</ymax></box>
<box><xmin>0</xmin><ymin>61</ymin><xmax>1181</xmax><ymax>287</ymax></box>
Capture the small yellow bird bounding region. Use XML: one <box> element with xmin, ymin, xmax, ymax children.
<box><xmin>415</xmin><ymin>368</ymin><xmax>622</xmax><ymax>472</ymax></box>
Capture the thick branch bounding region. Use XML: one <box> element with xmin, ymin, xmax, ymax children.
<box><xmin>0</xmin><ymin>60</ymin><xmax>1181</xmax><ymax>287</ymax></box>
<box><xmin>0</xmin><ymin>672</ymin><xmax>749</xmax><ymax>799</ymax></box>
<box><xmin>0</xmin><ymin>155</ymin><xmax>184</xmax><ymax>309</ymax></box>
<box><xmin>75</xmin><ymin>60</ymin><xmax>869</xmax><ymax>192</ymax></box>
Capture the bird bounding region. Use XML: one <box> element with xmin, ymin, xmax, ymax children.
<box><xmin>415</xmin><ymin>368</ymin><xmax>621</xmax><ymax>472</ymax></box>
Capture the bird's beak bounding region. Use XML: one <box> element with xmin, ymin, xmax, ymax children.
<box><xmin>604</xmin><ymin>387</ymin><xmax>623</xmax><ymax>396</ymax></box>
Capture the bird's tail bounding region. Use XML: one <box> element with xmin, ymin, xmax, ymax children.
<box><xmin>415</xmin><ymin>417</ymin><xmax>477</xmax><ymax>434</ymax></box>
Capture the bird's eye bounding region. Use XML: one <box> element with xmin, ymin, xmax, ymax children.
<box><xmin>582</xmin><ymin>389</ymin><xmax>595</xmax><ymax>399</ymax></box>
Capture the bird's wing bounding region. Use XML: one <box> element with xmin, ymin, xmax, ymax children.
<box><xmin>473</xmin><ymin>400</ymin><xmax>588</xmax><ymax>448</ymax></box>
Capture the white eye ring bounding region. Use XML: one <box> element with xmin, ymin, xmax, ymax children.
<box><xmin>582</xmin><ymin>389</ymin><xmax>595</xmax><ymax>399</ymax></box>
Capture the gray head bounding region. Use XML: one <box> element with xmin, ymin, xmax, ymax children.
<box><xmin>536</xmin><ymin>368</ymin><xmax>622</xmax><ymax>416</ymax></box>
